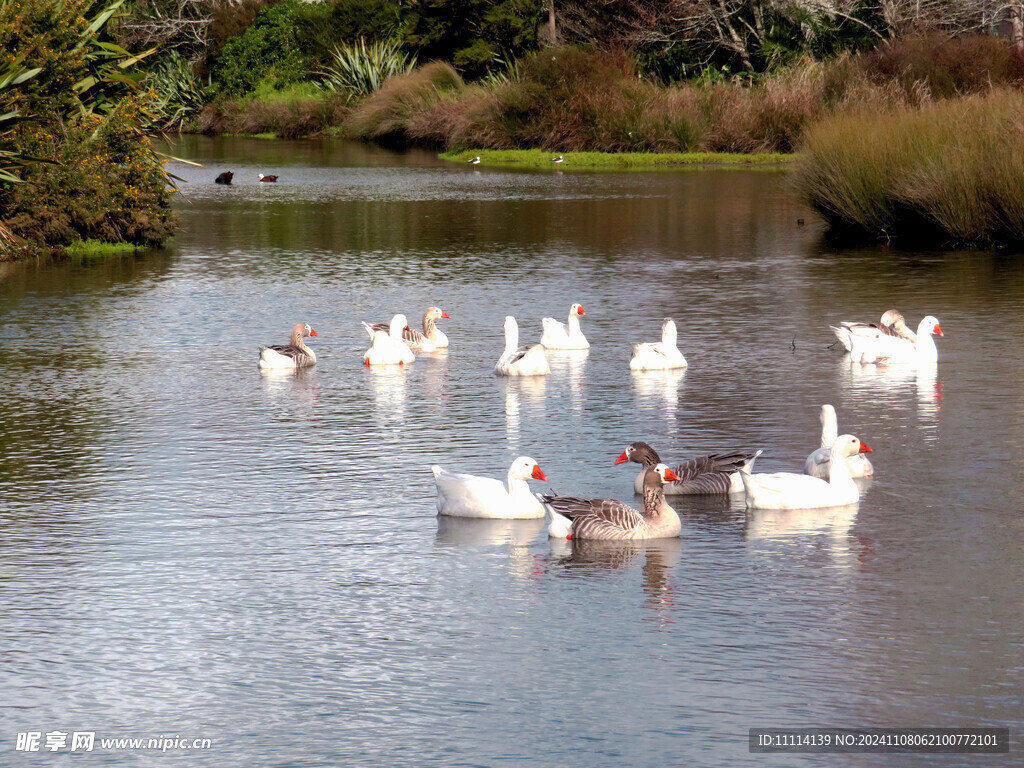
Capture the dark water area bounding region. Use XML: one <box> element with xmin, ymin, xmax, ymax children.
<box><xmin>0</xmin><ymin>136</ymin><xmax>1021</xmax><ymax>766</ymax></box>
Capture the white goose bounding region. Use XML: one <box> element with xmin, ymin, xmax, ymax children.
<box><xmin>495</xmin><ymin>316</ymin><xmax>550</xmax><ymax>376</ymax></box>
<box><xmin>370</xmin><ymin>306</ymin><xmax>450</xmax><ymax>352</ymax></box>
<box><xmin>362</xmin><ymin>314</ymin><xmax>415</xmax><ymax>366</ymax></box>
<box><xmin>258</xmin><ymin>322</ymin><xmax>318</xmax><ymax>369</ymax></box>
<box><xmin>741</xmin><ymin>435</ymin><xmax>872</xmax><ymax>510</ymax></box>
<box><xmin>804</xmin><ymin>405</ymin><xmax>873</xmax><ymax>480</ymax></box>
<box><xmin>849</xmin><ymin>316</ymin><xmax>943</xmax><ymax>364</ymax></box>
<box><xmin>629</xmin><ymin>318</ymin><xmax>688</xmax><ymax>370</ymax></box>
<box><xmin>433</xmin><ymin>457</ymin><xmax>548</xmax><ymax>518</ymax></box>
<box><xmin>541</xmin><ymin>303</ymin><xmax>589</xmax><ymax>349</ymax></box>
<box><xmin>831</xmin><ymin>309</ymin><xmax>917</xmax><ymax>352</ymax></box>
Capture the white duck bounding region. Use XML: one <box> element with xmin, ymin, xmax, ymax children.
<box><xmin>541</xmin><ymin>463</ymin><xmax>681</xmax><ymax>540</ymax></box>
<box><xmin>495</xmin><ymin>316</ymin><xmax>550</xmax><ymax>376</ymax></box>
<box><xmin>804</xmin><ymin>405</ymin><xmax>874</xmax><ymax>480</ymax></box>
<box><xmin>629</xmin><ymin>318</ymin><xmax>688</xmax><ymax>370</ymax></box>
<box><xmin>370</xmin><ymin>306</ymin><xmax>450</xmax><ymax>352</ymax></box>
<box><xmin>258</xmin><ymin>322</ymin><xmax>318</xmax><ymax>369</ymax></box>
<box><xmin>433</xmin><ymin>457</ymin><xmax>548</xmax><ymax>518</ymax></box>
<box><xmin>741</xmin><ymin>435</ymin><xmax>872</xmax><ymax>510</ymax></box>
<box><xmin>849</xmin><ymin>316</ymin><xmax>943</xmax><ymax>364</ymax></box>
<box><xmin>362</xmin><ymin>314</ymin><xmax>415</xmax><ymax>366</ymax></box>
<box><xmin>831</xmin><ymin>309</ymin><xmax>917</xmax><ymax>352</ymax></box>
<box><xmin>541</xmin><ymin>303</ymin><xmax>589</xmax><ymax>349</ymax></box>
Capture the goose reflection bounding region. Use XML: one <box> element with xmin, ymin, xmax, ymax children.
<box><xmin>547</xmin><ymin>348</ymin><xmax>588</xmax><ymax>412</ymax></box>
<box><xmin>841</xmin><ymin>359</ymin><xmax>942</xmax><ymax>436</ymax></box>
<box><xmin>631</xmin><ymin>368</ymin><xmax>686</xmax><ymax>428</ymax></box>
<box><xmin>503</xmin><ymin>376</ymin><xmax>547</xmax><ymax>445</ymax></box>
<box><xmin>435</xmin><ymin>517</ymin><xmax>544</xmax><ymax>581</ymax></box>
<box><xmin>366</xmin><ymin>365</ymin><xmax>408</xmax><ymax>424</ymax></box>
<box><xmin>421</xmin><ymin>351</ymin><xmax>450</xmax><ymax>416</ymax></box>
<box><xmin>546</xmin><ymin>538</ymin><xmax>682</xmax><ymax>613</ymax></box>
<box><xmin>259</xmin><ymin>365</ymin><xmax>319</xmax><ymax>411</ymax></box>
<box><xmin>745</xmin><ymin>503</ymin><xmax>862</xmax><ymax>571</ymax></box>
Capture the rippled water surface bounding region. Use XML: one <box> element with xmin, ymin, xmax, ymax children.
<box><xmin>2</xmin><ymin>137</ymin><xmax>1022</xmax><ymax>766</ymax></box>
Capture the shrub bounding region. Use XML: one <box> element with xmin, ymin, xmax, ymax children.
<box><xmin>0</xmin><ymin>0</ymin><xmax>178</xmax><ymax>258</ymax></box>
<box><xmin>793</xmin><ymin>90</ymin><xmax>1024</xmax><ymax>244</ymax></box>
<box><xmin>344</xmin><ymin>61</ymin><xmax>464</xmax><ymax>143</ymax></box>
<box><xmin>211</xmin><ymin>0</ymin><xmax>405</xmax><ymax>94</ymax></box>
<box><xmin>317</xmin><ymin>37</ymin><xmax>417</xmax><ymax>101</ymax></box>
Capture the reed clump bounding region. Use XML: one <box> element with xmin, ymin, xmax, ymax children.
<box><xmin>343</xmin><ymin>61</ymin><xmax>464</xmax><ymax>144</ymax></box>
<box><xmin>793</xmin><ymin>90</ymin><xmax>1024</xmax><ymax>245</ymax></box>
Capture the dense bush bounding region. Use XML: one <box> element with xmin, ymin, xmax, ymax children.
<box><xmin>403</xmin><ymin>0</ymin><xmax>543</xmax><ymax>79</ymax></box>
<box><xmin>793</xmin><ymin>90</ymin><xmax>1024</xmax><ymax>245</ymax></box>
<box><xmin>212</xmin><ymin>0</ymin><xmax>404</xmax><ymax>95</ymax></box>
<box><xmin>0</xmin><ymin>0</ymin><xmax>177</xmax><ymax>258</ymax></box>
<box><xmin>345</xmin><ymin>61</ymin><xmax>464</xmax><ymax>143</ymax></box>
<box><xmin>823</xmin><ymin>34</ymin><xmax>1024</xmax><ymax>106</ymax></box>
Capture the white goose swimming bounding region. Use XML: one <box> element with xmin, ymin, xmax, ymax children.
<box><xmin>804</xmin><ymin>405</ymin><xmax>874</xmax><ymax>480</ymax></box>
<box><xmin>370</xmin><ymin>306</ymin><xmax>450</xmax><ymax>352</ymax></box>
<box><xmin>831</xmin><ymin>309</ymin><xmax>917</xmax><ymax>352</ymax></box>
<box><xmin>540</xmin><ymin>303</ymin><xmax>589</xmax><ymax>349</ymax></box>
<box><xmin>741</xmin><ymin>435</ymin><xmax>872</xmax><ymax>510</ymax></box>
<box><xmin>629</xmin><ymin>318</ymin><xmax>688</xmax><ymax>370</ymax></box>
<box><xmin>258</xmin><ymin>322</ymin><xmax>318</xmax><ymax>369</ymax></box>
<box><xmin>542</xmin><ymin>463</ymin><xmax>681</xmax><ymax>540</ymax></box>
<box><xmin>849</xmin><ymin>316</ymin><xmax>943</xmax><ymax>364</ymax></box>
<box><xmin>495</xmin><ymin>316</ymin><xmax>550</xmax><ymax>376</ymax></box>
<box><xmin>362</xmin><ymin>314</ymin><xmax>415</xmax><ymax>366</ymax></box>
<box><xmin>433</xmin><ymin>457</ymin><xmax>548</xmax><ymax>518</ymax></box>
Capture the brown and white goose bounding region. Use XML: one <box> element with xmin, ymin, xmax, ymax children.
<box><xmin>831</xmin><ymin>309</ymin><xmax>917</xmax><ymax>351</ymax></box>
<box><xmin>370</xmin><ymin>306</ymin><xmax>450</xmax><ymax>352</ymax></box>
<box><xmin>258</xmin><ymin>322</ymin><xmax>318</xmax><ymax>369</ymax></box>
<box><xmin>615</xmin><ymin>441</ymin><xmax>759</xmax><ymax>495</ymax></box>
<box><xmin>542</xmin><ymin>463</ymin><xmax>681</xmax><ymax>540</ymax></box>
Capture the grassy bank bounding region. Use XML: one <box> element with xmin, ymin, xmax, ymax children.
<box><xmin>440</xmin><ymin>149</ymin><xmax>792</xmax><ymax>168</ymax></box>
<box><xmin>64</xmin><ymin>240</ymin><xmax>147</xmax><ymax>259</ymax></box>
<box><xmin>793</xmin><ymin>89</ymin><xmax>1024</xmax><ymax>246</ymax></box>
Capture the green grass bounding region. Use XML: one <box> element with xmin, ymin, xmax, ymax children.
<box><xmin>64</xmin><ymin>240</ymin><xmax>145</xmax><ymax>258</ymax></box>
<box><xmin>440</xmin><ymin>149</ymin><xmax>793</xmax><ymax>169</ymax></box>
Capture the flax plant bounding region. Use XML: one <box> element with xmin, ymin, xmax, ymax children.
<box><xmin>317</xmin><ymin>37</ymin><xmax>416</xmax><ymax>102</ymax></box>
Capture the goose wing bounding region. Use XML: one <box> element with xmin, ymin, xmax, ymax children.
<box><xmin>541</xmin><ymin>494</ymin><xmax>644</xmax><ymax>531</ymax></box>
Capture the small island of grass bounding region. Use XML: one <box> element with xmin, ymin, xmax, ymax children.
<box><xmin>440</xmin><ymin>150</ymin><xmax>792</xmax><ymax>169</ymax></box>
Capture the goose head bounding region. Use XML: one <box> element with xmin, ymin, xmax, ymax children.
<box><xmin>570</xmin><ymin>303</ymin><xmax>585</xmax><ymax>317</ymax></box>
<box><xmin>920</xmin><ymin>316</ymin><xmax>943</xmax><ymax>337</ymax></box>
<box><xmin>510</xmin><ymin>456</ymin><xmax>548</xmax><ymax>482</ymax></box>
<box><xmin>427</xmin><ymin>307</ymin><xmax>451</xmax><ymax>321</ymax></box>
<box><xmin>643</xmin><ymin>462</ymin><xmax>680</xmax><ymax>488</ymax></box>
<box><xmin>503</xmin><ymin>315</ymin><xmax>519</xmax><ymax>350</ymax></box>
<box><xmin>291</xmin><ymin>323</ymin><xmax>318</xmax><ymax>344</ymax></box>
<box><xmin>833</xmin><ymin>434</ymin><xmax>872</xmax><ymax>460</ymax></box>
<box><xmin>615</xmin><ymin>441</ymin><xmax>661</xmax><ymax>467</ymax></box>
<box><xmin>880</xmin><ymin>309</ymin><xmax>905</xmax><ymax>328</ymax></box>
<box><xmin>661</xmin><ymin>317</ymin><xmax>677</xmax><ymax>344</ymax></box>
<box><xmin>389</xmin><ymin>314</ymin><xmax>409</xmax><ymax>339</ymax></box>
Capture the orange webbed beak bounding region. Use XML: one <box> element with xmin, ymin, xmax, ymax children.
<box><xmin>859</xmin><ymin>441</ymin><xmax>873</xmax><ymax>454</ymax></box>
<box><xmin>441</xmin><ymin>310</ymin><xmax>451</xmax><ymax>319</ymax></box>
<box><xmin>309</xmin><ymin>329</ymin><xmax>319</xmax><ymax>336</ymax></box>
<box><xmin>663</xmin><ymin>468</ymin><xmax>680</xmax><ymax>482</ymax></box>
<box><xmin>933</xmin><ymin>323</ymin><xmax>944</xmax><ymax>337</ymax></box>
<box><xmin>531</xmin><ymin>465</ymin><xmax>548</xmax><ymax>481</ymax></box>
<box><xmin>614</xmin><ymin>451</ymin><xmax>629</xmax><ymax>465</ymax></box>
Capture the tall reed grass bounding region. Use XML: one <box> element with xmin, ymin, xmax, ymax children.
<box><xmin>793</xmin><ymin>90</ymin><xmax>1024</xmax><ymax>244</ymax></box>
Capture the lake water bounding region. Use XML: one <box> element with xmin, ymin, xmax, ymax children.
<box><xmin>1</xmin><ymin>137</ymin><xmax>1021</xmax><ymax>766</ymax></box>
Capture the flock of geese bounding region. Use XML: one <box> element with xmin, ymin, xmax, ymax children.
<box><xmin>256</xmin><ymin>306</ymin><xmax>944</xmax><ymax>542</ymax></box>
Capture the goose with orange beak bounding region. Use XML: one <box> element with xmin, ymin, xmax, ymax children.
<box><xmin>541</xmin><ymin>463</ymin><xmax>681</xmax><ymax>540</ymax></box>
